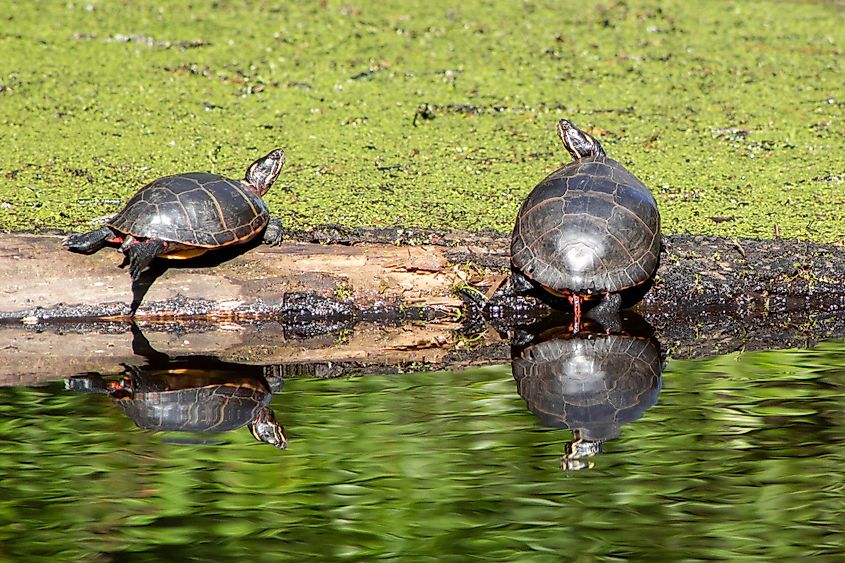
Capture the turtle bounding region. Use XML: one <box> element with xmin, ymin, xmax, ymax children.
<box><xmin>65</xmin><ymin>324</ymin><xmax>286</xmax><ymax>449</ymax></box>
<box><xmin>510</xmin><ymin>120</ymin><xmax>661</xmax><ymax>332</ymax></box>
<box><xmin>67</xmin><ymin>370</ymin><xmax>287</xmax><ymax>449</ymax></box>
<box><xmin>63</xmin><ymin>149</ymin><xmax>286</xmax><ymax>281</ymax></box>
<box><xmin>511</xmin><ymin>327</ymin><xmax>662</xmax><ymax>470</ymax></box>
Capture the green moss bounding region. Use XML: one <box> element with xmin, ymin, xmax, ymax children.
<box><xmin>0</xmin><ymin>0</ymin><xmax>843</xmax><ymax>242</ymax></box>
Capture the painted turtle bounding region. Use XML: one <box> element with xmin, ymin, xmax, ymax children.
<box><xmin>63</xmin><ymin>149</ymin><xmax>286</xmax><ymax>281</ymax></box>
<box><xmin>512</xmin><ymin>328</ymin><xmax>662</xmax><ymax>470</ymax></box>
<box><xmin>65</xmin><ymin>324</ymin><xmax>286</xmax><ymax>449</ymax></box>
<box><xmin>511</xmin><ymin>120</ymin><xmax>661</xmax><ymax>331</ymax></box>
<box><xmin>68</xmin><ymin>370</ymin><xmax>287</xmax><ymax>449</ymax></box>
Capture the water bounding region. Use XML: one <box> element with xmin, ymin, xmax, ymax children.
<box><xmin>1</xmin><ymin>335</ymin><xmax>843</xmax><ymax>560</ymax></box>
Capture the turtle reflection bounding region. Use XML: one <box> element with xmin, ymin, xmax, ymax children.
<box><xmin>66</xmin><ymin>325</ymin><xmax>286</xmax><ymax>449</ymax></box>
<box><xmin>511</xmin><ymin>322</ymin><xmax>661</xmax><ymax>470</ymax></box>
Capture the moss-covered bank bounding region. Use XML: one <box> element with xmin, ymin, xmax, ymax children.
<box><xmin>0</xmin><ymin>0</ymin><xmax>842</xmax><ymax>242</ymax></box>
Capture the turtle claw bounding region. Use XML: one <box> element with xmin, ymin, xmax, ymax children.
<box><xmin>129</xmin><ymin>259</ymin><xmax>145</xmax><ymax>282</ymax></box>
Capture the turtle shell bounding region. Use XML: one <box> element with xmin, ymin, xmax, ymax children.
<box><xmin>511</xmin><ymin>156</ymin><xmax>660</xmax><ymax>295</ymax></box>
<box><xmin>116</xmin><ymin>381</ymin><xmax>272</xmax><ymax>433</ymax></box>
<box><xmin>110</xmin><ymin>173</ymin><xmax>269</xmax><ymax>247</ymax></box>
<box><xmin>512</xmin><ymin>333</ymin><xmax>661</xmax><ymax>442</ymax></box>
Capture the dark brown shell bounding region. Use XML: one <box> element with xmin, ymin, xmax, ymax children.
<box><xmin>110</xmin><ymin>173</ymin><xmax>269</xmax><ymax>247</ymax></box>
<box><xmin>511</xmin><ymin>157</ymin><xmax>660</xmax><ymax>294</ymax></box>
<box><xmin>116</xmin><ymin>383</ymin><xmax>271</xmax><ymax>433</ymax></box>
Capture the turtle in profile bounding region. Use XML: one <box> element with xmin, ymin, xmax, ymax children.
<box><xmin>511</xmin><ymin>120</ymin><xmax>661</xmax><ymax>331</ymax></box>
<box><xmin>511</xmin><ymin>324</ymin><xmax>662</xmax><ymax>470</ymax></box>
<box><xmin>68</xmin><ymin>370</ymin><xmax>287</xmax><ymax>449</ymax></box>
<box><xmin>63</xmin><ymin>149</ymin><xmax>286</xmax><ymax>280</ymax></box>
<box><xmin>66</xmin><ymin>325</ymin><xmax>287</xmax><ymax>449</ymax></box>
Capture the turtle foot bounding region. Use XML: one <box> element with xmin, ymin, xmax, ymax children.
<box><xmin>510</xmin><ymin>269</ymin><xmax>535</xmax><ymax>295</ymax></box>
<box><xmin>63</xmin><ymin>226</ymin><xmax>114</xmax><ymax>254</ymax></box>
<box><xmin>262</xmin><ymin>217</ymin><xmax>284</xmax><ymax>246</ymax></box>
<box><xmin>586</xmin><ymin>293</ymin><xmax>622</xmax><ymax>333</ymax></box>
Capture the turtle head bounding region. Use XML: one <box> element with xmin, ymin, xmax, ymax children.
<box><xmin>245</xmin><ymin>149</ymin><xmax>286</xmax><ymax>196</ymax></box>
<box><xmin>249</xmin><ymin>406</ymin><xmax>287</xmax><ymax>449</ymax></box>
<box><xmin>557</xmin><ymin>119</ymin><xmax>606</xmax><ymax>160</ymax></box>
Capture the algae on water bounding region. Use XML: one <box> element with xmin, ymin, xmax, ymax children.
<box><xmin>0</xmin><ymin>0</ymin><xmax>842</xmax><ymax>242</ymax></box>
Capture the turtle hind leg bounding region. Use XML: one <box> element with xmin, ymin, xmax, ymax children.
<box><xmin>586</xmin><ymin>293</ymin><xmax>623</xmax><ymax>333</ymax></box>
<box><xmin>121</xmin><ymin>238</ymin><xmax>167</xmax><ymax>281</ymax></box>
<box><xmin>63</xmin><ymin>226</ymin><xmax>115</xmax><ymax>254</ymax></box>
<box><xmin>510</xmin><ymin>269</ymin><xmax>535</xmax><ymax>295</ymax></box>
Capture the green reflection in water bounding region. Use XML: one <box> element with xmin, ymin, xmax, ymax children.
<box><xmin>0</xmin><ymin>341</ymin><xmax>843</xmax><ymax>560</ymax></box>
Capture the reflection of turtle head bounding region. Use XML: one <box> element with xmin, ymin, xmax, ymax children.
<box><xmin>512</xmin><ymin>329</ymin><xmax>662</xmax><ymax>470</ymax></box>
<box><xmin>561</xmin><ymin>431</ymin><xmax>604</xmax><ymax>471</ymax></box>
<box><xmin>249</xmin><ymin>405</ymin><xmax>287</xmax><ymax>449</ymax></box>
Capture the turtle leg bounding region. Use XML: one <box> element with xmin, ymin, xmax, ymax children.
<box><xmin>120</xmin><ymin>237</ymin><xmax>167</xmax><ymax>282</ymax></box>
<box><xmin>262</xmin><ymin>216</ymin><xmax>284</xmax><ymax>246</ymax></box>
<box><xmin>569</xmin><ymin>294</ymin><xmax>583</xmax><ymax>334</ymax></box>
<box><xmin>587</xmin><ymin>293</ymin><xmax>623</xmax><ymax>333</ymax></box>
<box><xmin>510</xmin><ymin>269</ymin><xmax>535</xmax><ymax>295</ymax></box>
<box><xmin>62</xmin><ymin>226</ymin><xmax>116</xmax><ymax>254</ymax></box>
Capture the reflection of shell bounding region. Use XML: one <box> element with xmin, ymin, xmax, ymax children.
<box><xmin>116</xmin><ymin>374</ymin><xmax>272</xmax><ymax>433</ymax></box>
<box><xmin>512</xmin><ymin>334</ymin><xmax>661</xmax><ymax>442</ymax></box>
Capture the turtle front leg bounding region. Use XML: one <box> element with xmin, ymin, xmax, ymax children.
<box><xmin>63</xmin><ymin>226</ymin><xmax>115</xmax><ymax>254</ymax></box>
<box><xmin>120</xmin><ymin>237</ymin><xmax>167</xmax><ymax>281</ymax></box>
<box><xmin>262</xmin><ymin>216</ymin><xmax>284</xmax><ymax>246</ymax></box>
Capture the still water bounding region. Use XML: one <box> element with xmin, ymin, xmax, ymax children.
<box><xmin>1</xmin><ymin>332</ymin><xmax>843</xmax><ymax>560</ymax></box>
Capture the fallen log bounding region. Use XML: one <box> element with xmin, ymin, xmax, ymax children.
<box><xmin>1</xmin><ymin>227</ymin><xmax>843</xmax><ymax>323</ymax></box>
<box><xmin>0</xmin><ymin>227</ymin><xmax>843</xmax><ymax>387</ymax></box>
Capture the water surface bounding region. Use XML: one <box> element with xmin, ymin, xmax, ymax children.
<box><xmin>1</xmin><ymin>339</ymin><xmax>843</xmax><ymax>560</ymax></box>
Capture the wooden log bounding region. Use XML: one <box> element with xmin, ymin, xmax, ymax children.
<box><xmin>1</xmin><ymin>228</ymin><xmax>843</xmax><ymax>323</ymax></box>
<box><xmin>0</xmin><ymin>231</ymin><xmax>483</xmax><ymax>321</ymax></box>
<box><xmin>1</xmin><ymin>227</ymin><xmax>844</xmax><ymax>387</ymax></box>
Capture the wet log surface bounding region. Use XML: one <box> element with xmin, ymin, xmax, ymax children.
<box><xmin>1</xmin><ymin>226</ymin><xmax>844</xmax><ymax>386</ymax></box>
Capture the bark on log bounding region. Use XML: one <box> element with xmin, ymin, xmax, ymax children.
<box><xmin>1</xmin><ymin>227</ymin><xmax>844</xmax><ymax>387</ymax></box>
<box><xmin>2</xmin><ymin>228</ymin><xmax>844</xmax><ymax>323</ymax></box>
